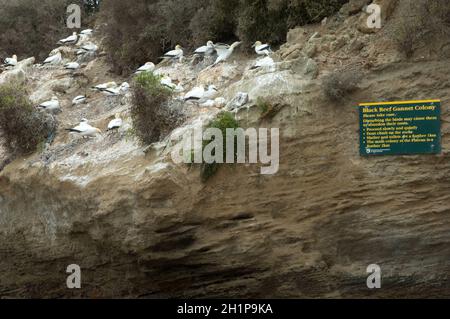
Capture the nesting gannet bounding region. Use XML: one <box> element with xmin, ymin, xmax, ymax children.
<box><xmin>66</xmin><ymin>122</ymin><xmax>101</xmax><ymax>137</ymax></box>
<box><xmin>159</xmin><ymin>76</ymin><xmax>176</xmax><ymax>90</ymax></box>
<box><xmin>37</xmin><ymin>96</ymin><xmax>60</xmax><ymax>111</ymax></box>
<box><xmin>213</xmin><ymin>42</ymin><xmax>241</xmax><ymax>65</ymax></box>
<box><xmin>183</xmin><ymin>85</ymin><xmax>217</xmax><ymax>104</ymax></box>
<box><xmin>64</xmin><ymin>62</ymin><xmax>80</xmax><ymax>70</ymax></box>
<box><xmin>252</xmin><ymin>41</ymin><xmax>272</xmax><ymax>56</ymax></box>
<box><xmin>203</xmin><ymin>85</ymin><xmax>218</xmax><ymax>100</ymax></box>
<box><xmin>43</xmin><ymin>51</ymin><xmax>62</xmax><ymax>65</ymax></box>
<box><xmin>80</xmin><ymin>29</ymin><xmax>94</xmax><ymax>36</ymax></box>
<box><xmin>77</xmin><ymin>43</ymin><xmax>98</xmax><ymax>55</ymax></box>
<box><xmin>184</xmin><ymin>86</ymin><xmax>205</xmax><ymax>102</ymax></box>
<box><xmin>100</xmin><ymin>82</ymin><xmax>128</xmax><ymax>96</ymax></box>
<box><xmin>161</xmin><ymin>45</ymin><xmax>184</xmax><ymax>62</ymax></box>
<box><xmin>72</xmin><ymin>95</ymin><xmax>87</xmax><ymax>106</ymax></box>
<box><xmin>4</xmin><ymin>55</ymin><xmax>18</xmax><ymax>67</ymax></box>
<box><xmin>92</xmin><ymin>81</ymin><xmax>118</xmax><ymax>92</ymax></box>
<box><xmin>107</xmin><ymin>113</ymin><xmax>123</xmax><ymax>131</ymax></box>
<box><xmin>194</xmin><ymin>41</ymin><xmax>216</xmax><ymax>56</ymax></box>
<box><xmin>135</xmin><ymin>62</ymin><xmax>155</xmax><ymax>74</ymax></box>
<box><xmin>250</xmin><ymin>56</ymin><xmax>275</xmax><ymax>70</ymax></box>
<box><xmin>59</xmin><ymin>32</ymin><xmax>78</xmax><ymax>45</ymax></box>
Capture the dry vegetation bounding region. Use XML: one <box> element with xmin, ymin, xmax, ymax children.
<box><xmin>322</xmin><ymin>68</ymin><xmax>363</xmax><ymax>102</ymax></box>
<box><xmin>0</xmin><ymin>83</ymin><xmax>57</xmax><ymax>155</ymax></box>
<box><xmin>0</xmin><ymin>0</ymin><xmax>96</xmax><ymax>61</ymax></box>
<box><xmin>100</xmin><ymin>0</ymin><xmax>346</xmax><ymax>74</ymax></box>
<box><xmin>393</xmin><ymin>0</ymin><xmax>450</xmax><ymax>58</ymax></box>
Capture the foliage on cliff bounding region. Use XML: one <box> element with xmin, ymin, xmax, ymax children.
<box><xmin>130</xmin><ymin>72</ymin><xmax>185</xmax><ymax>144</ymax></box>
<box><xmin>0</xmin><ymin>83</ymin><xmax>56</xmax><ymax>155</ymax></box>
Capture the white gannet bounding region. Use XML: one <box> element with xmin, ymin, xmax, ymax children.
<box><xmin>101</xmin><ymin>82</ymin><xmax>128</xmax><ymax>96</ymax></box>
<box><xmin>161</xmin><ymin>45</ymin><xmax>184</xmax><ymax>62</ymax></box>
<box><xmin>194</xmin><ymin>41</ymin><xmax>216</xmax><ymax>56</ymax></box>
<box><xmin>66</xmin><ymin>122</ymin><xmax>101</xmax><ymax>137</ymax></box>
<box><xmin>59</xmin><ymin>32</ymin><xmax>78</xmax><ymax>45</ymax></box>
<box><xmin>134</xmin><ymin>62</ymin><xmax>155</xmax><ymax>74</ymax></box>
<box><xmin>4</xmin><ymin>54</ymin><xmax>18</xmax><ymax>67</ymax></box>
<box><xmin>190</xmin><ymin>85</ymin><xmax>218</xmax><ymax>104</ymax></box>
<box><xmin>43</xmin><ymin>51</ymin><xmax>62</xmax><ymax>65</ymax></box>
<box><xmin>77</xmin><ymin>43</ymin><xmax>98</xmax><ymax>55</ymax></box>
<box><xmin>72</xmin><ymin>95</ymin><xmax>87</xmax><ymax>106</ymax></box>
<box><xmin>160</xmin><ymin>76</ymin><xmax>176</xmax><ymax>90</ymax></box>
<box><xmin>203</xmin><ymin>85</ymin><xmax>218</xmax><ymax>101</ymax></box>
<box><xmin>252</xmin><ymin>41</ymin><xmax>272</xmax><ymax>56</ymax></box>
<box><xmin>80</xmin><ymin>29</ymin><xmax>93</xmax><ymax>36</ymax></box>
<box><xmin>184</xmin><ymin>86</ymin><xmax>205</xmax><ymax>102</ymax></box>
<box><xmin>64</xmin><ymin>62</ymin><xmax>80</xmax><ymax>70</ymax></box>
<box><xmin>92</xmin><ymin>81</ymin><xmax>118</xmax><ymax>92</ymax></box>
<box><xmin>213</xmin><ymin>41</ymin><xmax>241</xmax><ymax>65</ymax></box>
<box><xmin>37</xmin><ymin>96</ymin><xmax>60</xmax><ymax>111</ymax></box>
<box><xmin>107</xmin><ymin>113</ymin><xmax>123</xmax><ymax>131</ymax></box>
<box><xmin>250</xmin><ymin>56</ymin><xmax>275</xmax><ymax>70</ymax></box>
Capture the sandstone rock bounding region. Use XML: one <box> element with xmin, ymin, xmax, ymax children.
<box><xmin>0</xmin><ymin>57</ymin><xmax>35</xmax><ymax>85</ymax></box>
<box><xmin>286</xmin><ymin>27</ymin><xmax>308</xmax><ymax>44</ymax></box>
<box><xmin>303</xmin><ymin>42</ymin><xmax>318</xmax><ymax>58</ymax></box>
<box><xmin>227</xmin><ymin>92</ymin><xmax>249</xmax><ymax>110</ymax></box>
<box><xmin>341</xmin><ymin>0</ymin><xmax>372</xmax><ymax>15</ymax></box>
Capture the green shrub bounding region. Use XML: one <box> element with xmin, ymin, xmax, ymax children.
<box><xmin>322</xmin><ymin>68</ymin><xmax>362</xmax><ymax>102</ymax></box>
<box><xmin>0</xmin><ymin>83</ymin><xmax>57</xmax><ymax>155</ymax></box>
<box><xmin>0</xmin><ymin>0</ymin><xmax>93</xmax><ymax>61</ymax></box>
<box><xmin>200</xmin><ymin>112</ymin><xmax>239</xmax><ymax>182</ymax></box>
<box><xmin>130</xmin><ymin>72</ymin><xmax>185</xmax><ymax>144</ymax></box>
<box><xmin>257</xmin><ymin>97</ymin><xmax>284</xmax><ymax>119</ymax></box>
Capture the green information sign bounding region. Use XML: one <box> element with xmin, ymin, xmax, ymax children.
<box><xmin>359</xmin><ymin>100</ymin><xmax>441</xmax><ymax>156</ymax></box>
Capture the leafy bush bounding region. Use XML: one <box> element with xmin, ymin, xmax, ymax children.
<box><xmin>200</xmin><ymin>112</ymin><xmax>239</xmax><ymax>182</ymax></box>
<box><xmin>100</xmin><ymin>0</ymin><xmax>346</xmax><ymax>74</ymax></box>
<box><xmin>0</xmin><ymin>83</ymin><xmax>57</xmax><ymax>155</ymax></box>
<box><xmin>130</xmin><ymin>72</ymin><xmax>185</xmax><ymax>144</ymax></box>
<box><xmin>322</xmin><ymin>68</ymin><xmax>362</xmax><ymax>102</ymax></box>
<box><xmin>0</xmin><ymin>0</ymin><xmax>94</xmax><ymax>61</ymax></box>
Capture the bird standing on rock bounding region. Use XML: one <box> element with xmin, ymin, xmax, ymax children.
<box><xmin>66</xmin><ymin>121</ymin><xmax>102</xmax><ymax>138</ymax></box>
<box><xmin>252</xmin><ymin>41</ymin><xmax>272</xmax><ymax>56</ymax></box>
<box><xmin>58</xmin><ymin>32</ymin><xmax>78</xmax><ymax>45</ymax></box>
<box><xmin>135</xmin><ymin>62</ymin><xmax>155</xmax><ymax>74</ymax></box>
<box><xmin>161</xmin><ymin>45</ymin><xmax>184</xmax><ymax>63</ymax></box>
<box><xmin>213</xmin><ymin>42</ymin><xmax>241</xmax><ymax>66</ymax></box>
<box><xmin>43</xmin><ymin>51</ymin><xmax>62</xmax><ymax>65</ymax></box>
<box><xmin>194</xmin><ymin>41</ymin><xmax>216</xmax><ymax>56</ymax></box>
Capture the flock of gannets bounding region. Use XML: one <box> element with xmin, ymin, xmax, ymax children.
<box><xmin>2</xmin><ymin>27</ymin><xmax>275</xmax><ymax>142</ymax></box>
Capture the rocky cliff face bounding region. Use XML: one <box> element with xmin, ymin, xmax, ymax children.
<box><xmin>1</xmin><ymin>1</ymin><xmax>450</xmax><ymax>298</ymax></box>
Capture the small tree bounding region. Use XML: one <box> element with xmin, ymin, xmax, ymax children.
<box><xmin>131</xmin><ymin>72</ymin><xmax>185</xmax><ymax>144</ymax></box>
